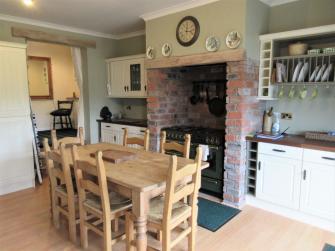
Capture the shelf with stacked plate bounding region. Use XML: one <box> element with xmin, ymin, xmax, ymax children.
<box><xmin>272</xmin><ymin>52</ymin><xmax>335</xmax><ymax>86</ymax></box>
<box><xmin>257</xmin><ymin>24</ymin><xmax>335</xmax><ymax>100</ymax></box>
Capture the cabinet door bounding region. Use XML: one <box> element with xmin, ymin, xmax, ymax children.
<box><xmin>256</xmin><ymin>154</ymin><xmax>302</xmax><ymax>209</ymax></box>
<box><xmin>108</xmin><ymin>61</ymin><xmax>126</xmax><ymax>97</ymax></box>
<box><xmin>101</xmin><ymin>130</ymin><xmax>115</xmax><ymax>144</ymax></box>
<box><xmin>0</xmin><ymin>44</ymin><xmax>30</xmax><ymax>117</ymax></box>
<box><xmin>125</xmin><ymin>58</ymin><xmax>147</xmax><ymax>97</ymax></box>
<box><xmin>300</xmin><ymin>162</ymin><xmax>335</xmax><ymax>221</ymax></box>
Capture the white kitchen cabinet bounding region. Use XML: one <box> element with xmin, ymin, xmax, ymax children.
<box><xmin>106</xmin><ymin>54</ymin><xmax>147</xmax><ymax>98</ymax></box>
<box><xmin>300</xmin><ymin>150</ymin><xmax>335</xmax><ymax>221</ymax></box>
<box><xmin>256</xmin><ymin>154</ymin><xmax>302</xmax><ymax>209</ymax></box>
<box><xmin>100</xmin><ymin>123</ymin><xmax>146</xmax><ymax>148</ymax></box>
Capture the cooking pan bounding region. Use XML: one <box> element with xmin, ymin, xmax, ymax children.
<box><xmin>208</xmin><ymin>83</ymin><xmax>226</xmax><ymax>117</ymax></box>
<box><xmin>190</xmin><ymin>84</ymin><xmax>200</xmax><ymax>105</ymax></box>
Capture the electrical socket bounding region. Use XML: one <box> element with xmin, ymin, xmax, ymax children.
<box><xmin>281</xmin><ymin>112</ymin><xmax>292</xmax><ymax>120</ymax></box>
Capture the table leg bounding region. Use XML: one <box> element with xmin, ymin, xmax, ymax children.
<box><xmin>132</xmin><ymin>191</ymin><xmax>149</xmax><ymax>251</ymax></box>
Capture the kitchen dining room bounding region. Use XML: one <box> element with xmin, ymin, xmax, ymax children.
<box><xmin>0</xmin><ymin>0</ymin><xmax>335</xmax><ymax>251</ymax></box>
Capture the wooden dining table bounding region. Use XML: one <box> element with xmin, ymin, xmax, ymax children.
<box><xmin>64</xmin><ymin>143</ymin><xmax>209</xmax><ymax>251</ymax></box>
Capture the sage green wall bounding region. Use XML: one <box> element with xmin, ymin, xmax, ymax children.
<box><xmin>269</xmin><ymin>0</ymin><xmax>335</xmax><ymax>33</ymax></box>
<box><xmin>0</xmin><ymin>19</ymin><xmax>122</xmax><ymax>143</ymax></box>
<box><xmin>114</xmin><ymin>35</ymin><xmax>146</xmax><ymax>57</ymax></box>
<box><xmin>266</xmin><ymin>0</ymin><xmax>335</xmax><ymax>134</ymax></box>
<box><xmin>145</xmin><ymin>0</ymin><xmax>246</xmax><ymax>59</ymax></box>
<box><xmin>245</xmin><ymin>0</ymin><xmax>269</xmax><ymax>60</ymax></box>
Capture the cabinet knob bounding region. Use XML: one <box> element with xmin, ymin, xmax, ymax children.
<box><xmin>124</xmin><ymin>86</ymin><xmax>127</xmax><ymax>92</ymax></box>
<box><xmin>303</xmin><ymin>170</ymin><xmax>307</xmax><ymax>180</ymax></box>
<box><xmin>258</xmin><ymin>161</ymin><xmax>261</xmax><ymax>170</ymax></box>
<box><xmin>144</xmin><ymin>85</ymin><xmax>147</xmax><ymax>91</ymax></box>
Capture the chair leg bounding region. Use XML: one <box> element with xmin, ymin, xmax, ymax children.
<box><xmin>112</xmin><ymin>218</ymin><xmax>119</xmax><ymax>233</ymax></box>
<box><xmin>68</xmin><ymin>116</ymin><xmax>73</xmax><ymax>129</ymax></box>
<box><xmin>80</xmin><ymin>209</ymin><xmax>88</xmax><ymax>249</ymax></box>
<box><xmin>60</xmin><ymin>116</ymin><xmax>64</xmax><ymax>129</ymax></box>
<box><xmin>126</xmin><ymin>213</ymin><xmax>134</xmax><ymax>251</ymax></box>
<box><xmin>103</xmin><ymin>220</ymin><xmax>112</xmax><ymax>251</ymax></box>
<box><xmin>188</xmin><ymin>217</ymin><xmax>196</xmax><ymax>251</ymax></box>
<box><xmin>157</xmin><ymin>230</ymin><xmax>162</xmax><ymax>241</ymax></box>
<box><xmin>52</xmin><ymin>195</ymin><xmax>60</xmax><ymax>229</ymax></box>
<box><xmin>162</xmin><ymin>228</ymin><xmax>171</xmax><ymax>251</ymax></box>
<box><xmin>68</xmin><ymin>203</ymin><xmax>77</xmax><ymax>243</ymax></box>
<box><xmin>53</xmin><ymin>116</ymin><xmax>56</xmax><ymax>129</ymax></box>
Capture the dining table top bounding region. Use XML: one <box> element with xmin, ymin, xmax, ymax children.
<box><xmin>64</xmin><ymin>143</ymin><xmax>209</xmax><ymax>193</ymax></box>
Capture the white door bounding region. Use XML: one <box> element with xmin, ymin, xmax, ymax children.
<box><xmin>300</xmin><ymin>162</ymin><xmax>335</xmax><ymax>221</ymax></box>
<box><xmin>256</xmin><ymin>154</ymin><xmax>302</xmax><ymax>209</ymax></box>
<box><xmin>0</xmin><ymin>43</ymin><xmax>31</xmax><ymax>117</ymax></box>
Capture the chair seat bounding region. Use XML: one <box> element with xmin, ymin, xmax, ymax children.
<box><xmin>83</xmin><ymin>191</ymin><xmax>132</xmax><ymax>215</ymax></box>
<box><xmin>148</xmin><ymin>196</ymin><xmax>191</xmax><ymax>224</ymax></box>
<box><xmin>50</xmin><ymin>109</ymin><xmax>72</xmax><ymax>116</ymax></box>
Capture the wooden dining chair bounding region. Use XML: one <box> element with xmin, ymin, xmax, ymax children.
<box><xmin>125</xmin><ymin>147</ymin><xmax>203</xmax><ymax>251</ymax></box>
<box><xmin>160</xmin><ymin>131</ymin><xmax>191</xmax><ymax>158</ymax></box>
<box><xmin>72</xmin><ymin>145</ymin><xmax>132</xmax><ymax>251</ymax></box>
<box><xmin>123</xmin><ymin>127</ymin><xmax>150</xmax><ymax>151</ymax></box>
<box><xmin>51</xmin><ymin>126</ymin><xmax>85</xmax><ymax>150</ymax></box>
<box><xmin>44</xmin><ymin>140</ymin><xmax>78</xmax><ymax>243</ymax></box>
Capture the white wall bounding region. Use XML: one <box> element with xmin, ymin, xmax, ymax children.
<box><xmin>27</xmin><ymin>41</ymin><xmax>79</xmax><ymax>131</ymax></box>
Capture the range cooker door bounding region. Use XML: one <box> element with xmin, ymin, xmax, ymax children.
<box><xmin>190</xmin><ymin>145</ymin><xmax>224</xmax><ymax>180</ymax></box>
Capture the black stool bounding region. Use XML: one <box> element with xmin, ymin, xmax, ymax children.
<box><xmin>50</xmin><ymin>101</ymin><xmax>74</xmax><ymax>129</ymax></box>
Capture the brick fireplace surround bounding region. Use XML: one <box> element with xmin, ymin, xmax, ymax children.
<box><xmin>146</xmin><ymin>51</ymin><xmax>265</xmax><ymax>207</ymax></box>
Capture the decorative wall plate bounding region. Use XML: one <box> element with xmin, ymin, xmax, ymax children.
<box><xmin>162</xmin><ymin>43</ymin><xmax>172</xmax><ymax>57</ymax></box>
<box><xmin>146</xmin><ymin>46</ymin><xmax>155</xmax><ymax>59</ymax></box>
<box><xmin>226</xmin><ymin>31</ymin><xmax>241</xmax><ymax>49</ymax></box>
<box><xmin>205</xmin><ymin>36</ymin><xmax>220</xmax><ymax>52</ymax></box>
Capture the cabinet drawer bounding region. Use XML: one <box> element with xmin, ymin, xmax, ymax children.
<box><xmin>101</xmin><ymin>123</ymin><xmax>114</xmax><ymax>131</ymax></box>
<box><xmin>258</xmin><ymin>142</ymin><xmax>303</xmax><ymax>160</ymax></box>
<box><xmin>303</xmin><ymin>149</ymin><xmax>335</xmax><ymax>166</ymax></box>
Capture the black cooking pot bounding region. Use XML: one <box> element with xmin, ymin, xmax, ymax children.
<box><xmin>208</xmin><ymin>84</ymin><xmax>226</xmax><ymax>117</ymax></box>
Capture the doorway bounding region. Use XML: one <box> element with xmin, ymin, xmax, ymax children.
<box><xmin>26</xmin><ymin>41</ymin><xmax>82</xmax><ymax>146</ymax></box>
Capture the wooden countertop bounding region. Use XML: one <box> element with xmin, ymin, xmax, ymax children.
<box><xmin>246</xmin><ymin>134</ymin><xmax>335</xmax><ymax>152</ymax></box>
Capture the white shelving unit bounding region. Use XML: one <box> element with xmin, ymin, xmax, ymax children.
<box><xmin>258</xmin><ymin>24</ymin><xmax>335</xmax><ymax>100</ymax></box>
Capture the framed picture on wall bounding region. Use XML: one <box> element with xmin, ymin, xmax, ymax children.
<box><xmin>27</xmin><ymin>56</ymin><xmax>53</xmax><ymax>100</ymax></box>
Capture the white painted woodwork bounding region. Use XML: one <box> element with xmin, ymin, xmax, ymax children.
<box><xmin>300</xmin><ymin>158</ymin><xmax>335</xmax><ymax>221</ymax></box>
<box><xmin>258</xmin><ymin>142</ymin><xmax>303</xmax><ymax>160</ymax></box>
<box><xmin>257</xmin><ymin>154</ymin><xmax>302</xmax><ymax>209</ymax></box>
<box><xmin>101</xmin><ymin>122</ymin><xmax>146</xmax><ymax>148</ymax></box>
<box><xmin>258</xmin><ymin>24</ymin><xmax>335</xmax><ymax>100</ymax></box>
<box><xmin>303</xmin><ymin>149</ymin><xmax>335</xmax><ymax>167</ymax></box>
<box><xmin>106</xmin><ymin>54</ymin><xmax>147</xmax><ymax>98</ymax></box>
<box><xmin>0</xmin><ymin>41</ymin><xmax>34</xmax><ymax>195</ymax></box>
<box><xmin>0</xmin><ymin>42</ymin><xmax>31</xmax><ymax>117</ymax></box>
<box><xmin>253</xmin><ymin>142</ymin><xmax>335</xmax><ymax>232</ymax></box>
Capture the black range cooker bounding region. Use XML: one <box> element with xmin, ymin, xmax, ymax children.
<box><xmin>162</xmin><ymin>126</ymin><xmax>225</xmax><ymax>199</ymax></box>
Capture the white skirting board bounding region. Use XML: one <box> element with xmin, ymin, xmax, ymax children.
<box><xmin>0</xmin><ymin>175</ymin><xmax>35</xmax><ymax>195</ymax></box>
<box><xmin>246</xmin><ymin>195</ymin><xmax>335</xmax><ymax>233</ymax></box>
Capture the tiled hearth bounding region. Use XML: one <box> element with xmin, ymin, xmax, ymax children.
<box><xmin>146</xmin><ymin>55</ymin><xmax>264</xmax><ymax>207</ymax></box>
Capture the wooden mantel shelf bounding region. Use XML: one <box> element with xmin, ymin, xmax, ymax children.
<box><xmin>145</xmin><ymin>48</ymin><xmax>246</xmax><ymax>69</ymax></box>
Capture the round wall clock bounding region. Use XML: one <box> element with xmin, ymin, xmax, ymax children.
<box><xmin>176</xmin><ymin>16</ymin><xmax>200</xmax><ymax>47</ymax></box>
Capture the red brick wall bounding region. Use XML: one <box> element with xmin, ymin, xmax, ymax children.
<box><xmin>224</xmin><ymin>60</ymin><xmax>264</xmax><ymax>206</ymax></box>
<box><xmin>147</xmin><ymin>60</ymin><xmax>264</xmax><ymax>207</ymax></box>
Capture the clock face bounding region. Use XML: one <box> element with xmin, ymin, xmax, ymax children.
<box><xmin>176</xmin><ymin>16</ymin><xmax>200</xmax><ymax>47</ymax></box>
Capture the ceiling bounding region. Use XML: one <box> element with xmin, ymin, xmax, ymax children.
<box><xmin>0</xmin><ymin>0</ymin><xmax>299</xmax><ymax>39</ymax></box>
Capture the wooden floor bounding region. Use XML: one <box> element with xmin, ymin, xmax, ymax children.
<box><xmin>0</xmin><ymin>181</ymin><xmax>334</xmax><ymax>251</ymax></box>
